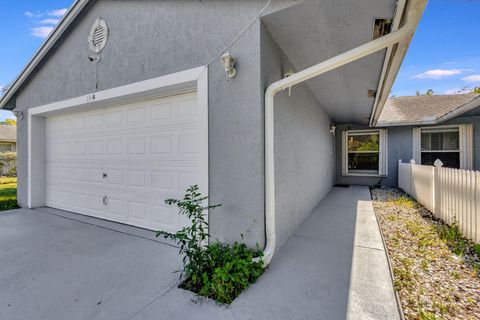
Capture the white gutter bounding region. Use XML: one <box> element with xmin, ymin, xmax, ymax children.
<box><xmin>262</xmin><ymin>1</ymin><xmax>426</xmax><ymax>266</ymax></box>
<box><xmin>370</xmin><ymin>0</ymin><xmax>407</xmax><ymax>126</ymax></box>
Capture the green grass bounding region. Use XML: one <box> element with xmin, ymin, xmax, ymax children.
<box><xmin>0</xmin><ymin>177</ymin><xmax>18</xmax><ymax>211</ymax></box>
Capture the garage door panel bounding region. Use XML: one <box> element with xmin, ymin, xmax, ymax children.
<box><xmin>106</xmin><ymin>138</ymin><xmax>124</xmax><ymax>155</ymax></box>
<box><xmin>151</xmin><ymin>102</ymin><xmax>172</xmax><ymax>121</ymax></box>
<box><xmin>151</xmin><ymin>170</ymin><xmax>174</xmax><ymax>191</ymax></box>
<box><xmin>44</xmin><ymin>92</ymin><xmax>204</xmax><ymax>231</ymax></box>
<box><xmin>88</xmin><ymin>140</ymin><xmax>104</xmax><ymax>155</ymax></box>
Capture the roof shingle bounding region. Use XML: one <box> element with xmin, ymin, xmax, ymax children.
<box><xmin>378</xmin><ymin>93</ymin><xmax>480</xmax><ymax>125</ymax></box>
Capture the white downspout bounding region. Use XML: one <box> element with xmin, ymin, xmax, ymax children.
<box><xmin>263</xmin><ymin>5</ymin><xmax>424</xmax><ymax>266</ymax></box>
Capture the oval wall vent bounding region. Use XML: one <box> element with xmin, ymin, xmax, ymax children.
<box><xmin>88</xmin><ymin>18</ymin><xmax>108</xmax><ymax>53</ymax></box>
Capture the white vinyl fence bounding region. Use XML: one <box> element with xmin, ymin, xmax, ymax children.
<box><xmin>398</xmin><ymin>159</ymin><xmax>480</xmax><ymax>243</ymax></box>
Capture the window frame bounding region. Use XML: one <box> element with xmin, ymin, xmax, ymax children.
<box><xmin>341</xmin><ymin>129</ymin><xmax>388</xmax><ymax>177</ymax></box>
<box><xmin>413</xmin><ymin>124</ymin><xmax>473</xmax><ymax>169</ymax></box>
<box><xmin>0</xmin><ymin>143</ymin><xmax>14</xmax><ymax>152</ymax></box>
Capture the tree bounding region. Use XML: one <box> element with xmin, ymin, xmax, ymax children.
<box><xmin>0</xmin><ymin>85</ymin><xmax>8</xmax><ymax>96</ymax></box>
<box><xmin>0</xmin><ymin>119</ymin><xmax>16</xmax><ymax>125</ymax></box>
<box><xmin>416</xmin><ymin>89</ymin><xmax>434</xmax><ymax>96</ymax></box>
<box><xmin>456</xmin><ymin>86</ymin><xmax>480</xmax><ymax>94</ymax></box>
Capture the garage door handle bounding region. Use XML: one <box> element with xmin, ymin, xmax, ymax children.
<box><xmin>103</xmin><ymin>196</ymin><xmax>108</xmax><ymax>206</ymax></box>
<box><xmin>103</xmin><ymin>173</ymin><xmax>107</xmax><ymax>178</ymax></box>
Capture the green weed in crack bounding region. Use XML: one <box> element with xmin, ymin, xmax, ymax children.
<box><xmin>156</xmin><ymin>185</ymin><xmax>264</xmax><ymax>304</ymax></box>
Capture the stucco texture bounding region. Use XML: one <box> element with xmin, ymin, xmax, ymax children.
<box><xmin>14</xmin><ymin>0</ymin><xmax>273</xmax><ymax>247</ymax></box>
<box><xmin>13</xmin><ymin>0</ymin><xmax>335</xmax><ymax>250</ymax></box>
<box><xmin>261</xmin><ymin>23</ymin><xmax>334</xmax><ymax>249</ymax></box>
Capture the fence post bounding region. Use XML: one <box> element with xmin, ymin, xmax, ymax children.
<box><xmin>398</xmin><ymin>159</ymin><xmax>402</xmax><ymax>191</ymax></box>
<box><xmin>409</xmin><ymin>159</ymin><xmax>415</xmax><ymax>197</ymax></box>
<box><xmin>433</xmin><ymin>159</ymin><xmax>443</xmax><ymax>218</ymax></box>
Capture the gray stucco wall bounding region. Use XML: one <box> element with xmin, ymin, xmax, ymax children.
<box><xmin>14</xmin><ymin>0</ymin><xmax>278</xmax><ymax>248</ymax></box>
<box><xmin>261</xmin><ymin>24</ymin><xmax>334</xmax><ymax>250</ymax></box>
<box><xmin>335</xmin><ymin>115</ymin><xmax>480</xmax><ymax>187</ymax></box>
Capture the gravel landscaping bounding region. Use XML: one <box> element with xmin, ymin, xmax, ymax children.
<box><xmin>371</xmin><ymin>188</ymin><xmax>480</xmax><ymax>320</ymax></box>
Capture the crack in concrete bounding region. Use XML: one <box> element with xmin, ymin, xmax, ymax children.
<box><xmin>126</xmin><ymin>283</ymin><xmax>179</xmax><ymax>320</ymax></box>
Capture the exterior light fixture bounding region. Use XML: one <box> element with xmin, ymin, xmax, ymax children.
<box><xmin>220</xmin><ymin>52</ymin><xmax>237</xmax><ymax>79</ymax></box>
<box><xmin>13</xmin><ymin>110</ymin><xmax>23</xmax><ymax>120</ymax></box>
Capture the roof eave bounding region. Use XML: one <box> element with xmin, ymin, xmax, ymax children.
<box><xmin>378</xmin><ymin>96</ymin><xmax>480</xmax><ymax>127</ymax></box>
<box><xmin>370</xmin><ymin>0</ymin><xmax>428</xmax><ymax>127</ymax></box>
<box><xmin>0</xmin><ymin>0</ymin><xmax>90</xmax><ymax>110</ymax></box>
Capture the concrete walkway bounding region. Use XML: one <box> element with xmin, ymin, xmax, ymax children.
<box><xmin>0</xmin><ymin>186</ymin><xmax>398</xmax><ymax>320</ymax></box>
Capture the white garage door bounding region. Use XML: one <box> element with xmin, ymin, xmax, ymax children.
<box><xmin>44</xmin><ymin>92</ymin><xmax>207</xmax><ymax>232</ymax></box>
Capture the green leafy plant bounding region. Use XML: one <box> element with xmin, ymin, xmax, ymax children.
<box><xmin>188</xmin><ymin>242</ymin><xmax>264</xmax><ymax>304</ymax></box>
<box><xmin>156</xmin><ymin>185</ymin><xmax>264</xmax><ymax>304</ymax></box>
<box><xmin>474</xmin><ymin>244</ymin><xmax>480</xmax><ymax>256</ymax></box>
<box><xmin>156</xmin><ymin>185</ymin><xmax>220</xmax><ymax>278</ymax></box>
<box><xmin>436</xmin><ymin>220</ymin><xmax>468</xmax><ymax>255</ymax></box>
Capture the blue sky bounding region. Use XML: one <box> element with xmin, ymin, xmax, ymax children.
<box><xmin>0</xmin><ymin>0</ymin><xmax>74</xmax><ymax>121</ymax></box>
<box><xmin>390</xmin><ymin>0</ymin><xmax>480</xmax><ymax>96</ymax></box>
<box><xmin>0</xmin><ymin>0</ymin><xmax>478</xmax><ymax>121</ymax></box>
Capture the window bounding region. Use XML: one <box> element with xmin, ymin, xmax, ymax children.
<box><xmin>0</xmin><ymin>144</ymin><xmax>13</xmax><ymax>153</ymax></box>
<box><xmin>413</xmin><ymin>124</ymin><xmax>473</xmax><ymax>169</ymax></box>
<box><xmin>421</xmin><ymin>127</ymin><xmax>459</xmax><ymax>168</ymax></box>
<box><xmin>342</xmin><ymin>129</ymin><xmax>388</xmax><ymax>176</ymax></box>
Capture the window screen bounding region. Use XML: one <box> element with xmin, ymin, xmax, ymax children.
<box><xmin>421</xmin><ymin>128</ymin><xmax>460</xmax><ymax>168</ymax></box>
<box><xmin>347</xmin><ymin>132</ymin><xmax>379</xmax><ymax>173</ymax></box>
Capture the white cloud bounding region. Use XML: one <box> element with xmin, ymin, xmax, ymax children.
<box><xmin>30</xmin><ymin>26</ymin><xmax>54</xmax><ymax>38</ymax></box>
<box><xmin>39</xmin><ymin>18</ymin><xmax>60</xmax><ymax>25</ymax></box>
<box><xmin>25</xmin><ymin>8</ymin><xmax>67</xmax><ymax>38</ymax></box>
<box><xmin>412</xmin><ymin>69</ymin><xmax>463</xmax><ymax>80</ymax></box>
<box><xmin>24</xmin><ymin>11</ymin><xmax>43</xmax><ymax>18</ymax></box>
<box><xmin>48</xmin><ymin>8</ymin><xmax>68</xmax><ymax>17</ymax></box>
<box><xmin>462</xmin><ymin>75</ymin><xmax>480</xmax><ymax>82</ymax></box>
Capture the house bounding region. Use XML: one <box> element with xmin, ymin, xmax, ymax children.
<box><xmin>0</xmin><ymin>0</ymin><xmax>427</xmax><ymax>264</ymax></box>
<box><xmin>0</xmin><ymin>125</ymin><xmax>16</xmax><ymax>152</ymax></box>
<box><xmin>336</xmin><ymin>93</ymin><xmax>480</xmax><ymax>188</ymax></box>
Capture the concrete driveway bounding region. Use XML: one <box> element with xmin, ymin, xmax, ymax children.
<box><xmin>0</xmin><ymin>187</ymin><xmax>399</xmax><ymax>320</ymax></box>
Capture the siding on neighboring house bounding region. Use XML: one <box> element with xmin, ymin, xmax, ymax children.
<box><xmin>0</xmin><ymin>142</ymin><xmax>16</xmax><ymax>152</ymax></box>
<box><xmin>335</xmin><ymin>114</ymin><xmax>480</xmax><ymax>187</ymax></box>
<box><xmin>261</xmin><ymin>23</ymin><xmax>333</xmax><ymax>249</ymax></box>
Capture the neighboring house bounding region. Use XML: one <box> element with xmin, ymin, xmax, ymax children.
<box><xmin>336</xmin><ymin>93</ymin><xmax>480</xmax><ymax>187</ymax></box>
<box><xmin>0</xmin><ymin>0</ymin><xmax>427</xmax><ymax>257</ymax></box>
<box><xmin>0</xmin><ymin>125</ymin><xmax>16</xmax><ymax>152</ymax></box>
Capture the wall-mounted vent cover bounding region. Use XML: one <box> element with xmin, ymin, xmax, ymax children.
<box><xmin>88</xmin><ymin>18</ymin><xmax>108</xmax><ymax>53</ymax></box>
<box><xmin>373</xmin><ymin>18</ymin><xmax>392</xmax><ymax>40</ymax></box>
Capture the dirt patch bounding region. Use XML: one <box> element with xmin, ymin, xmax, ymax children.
<box><xmin>371</xmin><ymin>188</ymin><xmax>480</xmax><ymax>320</ymax></box>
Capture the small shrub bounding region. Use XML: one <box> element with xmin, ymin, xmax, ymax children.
<box><xmin>7</xmin><ymin>166</ymin><xmax>16</xmax><ymax>177</ymax></box>
<box><xmin>156</xmin><ymin>185</ymin><xmax>264</xmax><ymax>304</ymax></box>
<box><xmin>473</xmin><ymin>244</ymin><xmax>480</xmax><ymax>256</ymax></box>
<box><xmin>436</xmin><ymin>221</ymin><xmax>467</xmax><ymax>256</ymax></box>
<box><xmin>0</xmin><ymin>198</ymin><xmax>17</xmax><ymax>211</ymax></box>
<box><xmin>0</xmin><ymin>152</ymin><xmax>16</xmax><ymax>177</ymax></box>
<box><xmin>187</xmin><ymin>242</ymin><xmax>263</xmax><ymax>304</ymax></box>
